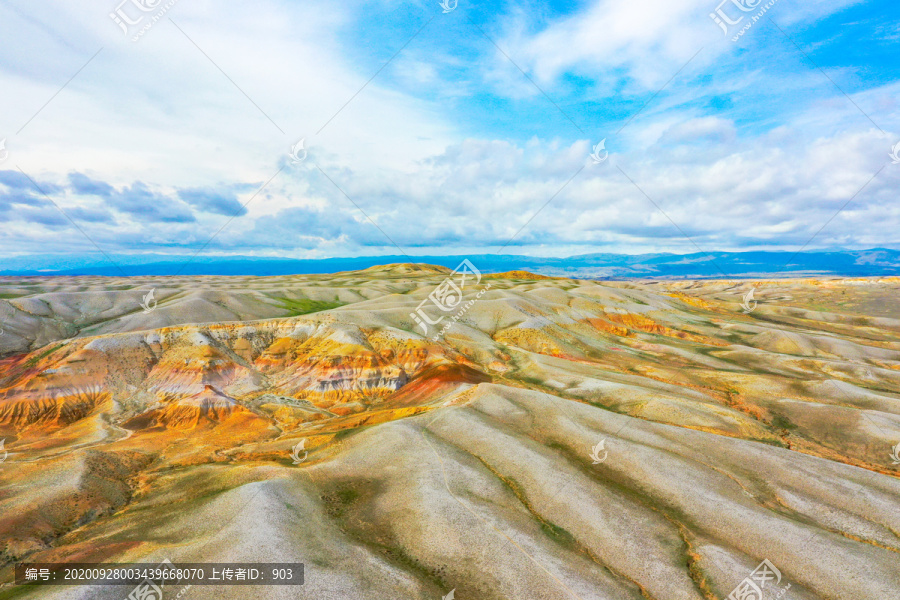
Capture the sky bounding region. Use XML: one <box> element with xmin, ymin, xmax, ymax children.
<box><xmin>0</xmin><ymin>0</ymin><xmax>898</xmax><ymax>262</ymax></box>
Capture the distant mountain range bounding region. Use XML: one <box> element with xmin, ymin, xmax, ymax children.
<box><xmin>2</xmin><ymin>249</ymin><xmax>900</xmax><ymax>279</ymax></box>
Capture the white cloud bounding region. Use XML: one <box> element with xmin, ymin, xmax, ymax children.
<box><xmin>495</xmin><ymin>0</ymin><xmax>864</xmax><ymax>92</ymax></box>
<box><xmin>0</xmin><ymin>0</ymin><xmax>897</xmax><ymax>261</ymax></box>
<box><xmin>0</xmin><ymin>0</ymin><xmax>456</xmax><ymax>187</ymax></box>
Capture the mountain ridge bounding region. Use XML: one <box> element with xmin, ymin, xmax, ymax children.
<box><xmin>4</xmin><ymin>248</ymin><xmax>900</xmax><ymax>278</ymax></box>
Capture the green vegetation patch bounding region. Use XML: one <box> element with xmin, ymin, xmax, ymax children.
<box><xmin>539</xmin><ymin>520</ymin><xmax>578</xmax><ymax>549</ymax></box>
<box><xmin>770</xmin><ymin>414</ymin><xmax>797</xmax><ymax>431</ymax></box>
<box><xmin>748</xmin><ymin>436</ymin><xmax>790</xmax><ymax>449</ymax></box>
<box><xmin>517</xmin><ymin>375</ymin><xmax>547</xmax><ymax>388</ymax></box>
<box><xmin>321</xmin><ymin>486</ymin><xmax>361</xmax><ymax>519</ymax></box>
<box><xmin>273</xmin><ymin>297</ymin><xmax>345</xmax><ymax>316</ymax></box>
<box><xmin>24</xmin><ymin>344</ymin><xmax>65</xmax><ymax>368</ymax></box>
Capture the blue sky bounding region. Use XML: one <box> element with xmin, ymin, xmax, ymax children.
<box><xmin>0</xmin><ymin>0</ymin><xmax>898</xmax><ymax>261</ymax></box>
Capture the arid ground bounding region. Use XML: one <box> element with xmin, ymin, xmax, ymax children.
<box><xmin>0</xmin><ymin>265</ymin><xmax>898</xmax><ymax>599</ymax></box>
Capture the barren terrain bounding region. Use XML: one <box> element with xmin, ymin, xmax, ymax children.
<box><xmin>0</xmin><ymin>265</ymin><xmax>898</xmax><ymax>599</ymax></box>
